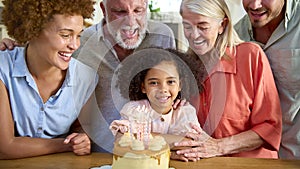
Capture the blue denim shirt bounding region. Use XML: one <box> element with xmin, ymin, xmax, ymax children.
<box><xmin>0</xmin><ymin>47</ymin><xmax>98</xmax><ymax>139</ymax></box>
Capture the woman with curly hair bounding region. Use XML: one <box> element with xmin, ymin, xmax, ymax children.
<box><xmin>0</xmin><ymin>0</ymin><xmax>97</xmax><ymax>159</ymax></box>
<box><xmin>109</xmin><ymin>47</ymin><xmax>208</xmax><ymax>160</ymax></box>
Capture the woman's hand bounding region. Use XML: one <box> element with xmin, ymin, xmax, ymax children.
<box><xmin>174</xmin><ymin>123</ymin><xmax>264</xmax><ymax>158</ymax></box>
<box><xmin>174</xmin><ymin>124</ymin><xmax>223</xmax><ymax>159</ymax></box>
<box><xmin>64</xmin><ymin>133</ymin><xmax>91</xmax><ymax>156</ymax></box>
<box><xmin>170</xmin><ymin>151</ymin><xmax>200</xmax><ymax>162</ymax></box>
<box><xmin>172</xmin><ymin>98</ymin><xmax>188</xmax><ymax>110</ymax></box>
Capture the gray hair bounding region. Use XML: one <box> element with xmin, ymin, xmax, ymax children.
<box><xmin>102</xmin><ymin>0</ymin><xmax>148</xmax><ymax>7</ymax></box>
<box><xmin>180</xmin><ymin>0</ymin><xmax>243</xmax><ymax>58</ymax></box>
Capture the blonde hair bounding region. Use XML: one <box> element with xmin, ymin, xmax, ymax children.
<box><xmin>180</xmin><ymin>0</ymin><xmax>243</xmax><ymax>58</ymax></box>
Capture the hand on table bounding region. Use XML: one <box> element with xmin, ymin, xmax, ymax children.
<box><xmin>174</xmin><ymin>124</ymin><xmax>223</xmax><ymax>159</ymax></box>
<box><xmin>64</xmin><ymin>133</ymin><xmax>91</xmax><ymax>156</ymax></box>
<box><xmin>170</xmin><ymin>151</ymin><xmax>200</xmax><ymax>162</ymax></box>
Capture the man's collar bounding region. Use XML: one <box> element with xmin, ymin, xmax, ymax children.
<box><xmin>285</xmin><ymin>0</ymin><xmax>295</xmax><ymax>26</ymax></box>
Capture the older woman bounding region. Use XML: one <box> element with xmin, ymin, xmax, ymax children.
<box><xmin>173</xmin><ymin>0</ymin><xmax>282</xmax><ymax>161</ymax></box>
<box><xmin>0</xmin><ymin>0</ymin><xmax>97</xmax><ymax>159</ymax></box>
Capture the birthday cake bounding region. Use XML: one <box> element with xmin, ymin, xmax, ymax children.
<box><xmin>112</xmin><ymin>133</ymin><xmax>170</xmax><ymax>169</ymax></box>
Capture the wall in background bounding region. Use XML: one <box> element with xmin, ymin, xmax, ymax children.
<box><xmin>86</xmin><ymin>0</ymin><xmax>103</xmax><ymax>25</ymax></box>
<box><xmin>0</xmin><ymin>1</ymin><xmax>9</xmax><ymax>39</ymax></box>
<box><xmin>226</xmin><ymin>0</ymin><xmax>246</xmax><ymax>24</ymax></box>
<box><xmin>0</xmin><ymin>0</ymin><xmax>246</xmax><ymax>40</ymax></box>
<box><xmin>89</xmin><ymin>0</ymin><xmax>246</xmax><ymax>24</ymax></box>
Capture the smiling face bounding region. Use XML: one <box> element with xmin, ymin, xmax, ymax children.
<box><xmin>102</xmin><ymin>0</ymin><xmax>148</xmax><ymax>49</ymax></box>
<box><xmin>242</xmin><ymin>0</ymin><xmax>285</xmax><ymax>28</ymax></box>
<box><xmin>181</xmin><ymin>7</ymin><xmax>224</xmax><ymax>56</ymax></box>
<box><xmin>30</xmin><ymin>14</ymin><xmax>83</xmax><ymax>70</ymax></box>
<box><xmin>142</xmin><ymin>61</ymin><xmax>181</xmax><ymax>115</ymax></box>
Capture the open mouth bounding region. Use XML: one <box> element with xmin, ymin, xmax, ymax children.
<box><xmin>58</xmin><ymin>52</ymin><xmax>72</xmax><ymax>62</ymax></box>
<box><xmin>249</xmin><ymin>10</ymin><xmax>267</xmax><ymax>20</ymax></box>
<box><xmin>156</xmin><ymin>96</ymin><xmax>171</xmax><ymax>103</ymax></box>
<box><xmin>122</xmin><ymin>28</ymin><xmax>138</xmax><ymax>39</ymax></box>
<box><xmin>194</xmin><ymin>39</ymin><xmax>205</xmax><ymax>46</ymax></box>
<box><xmin>192</xmin><ymin>39</ymin><xmax>206</xmax><ymax>49</ymax></box>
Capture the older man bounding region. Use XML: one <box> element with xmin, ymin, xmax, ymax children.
<box><xmin>235</xmin><ymin>0</ymin><xmax>300</xmax><ymax>159</ymax></box>
<box><xmin>0</xmin><ymin>0</ymin><xmax>176</xmax><ymax>153</ymax></box>
<box><xmin>73</xmin><ymin>0</ymin><xmax>176</xmax><ymax>152</ymax></box>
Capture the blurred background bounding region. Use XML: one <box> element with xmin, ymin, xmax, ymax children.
<box><xmin>0</xmin><ymin>0</ymin><xmax>246</xmax><ymax>48</ymax></box>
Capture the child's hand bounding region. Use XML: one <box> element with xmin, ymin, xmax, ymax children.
<box><xmin>109</xmin><ymin>120</ymin><xmax>130</xmax><ymax>135</ymax></box>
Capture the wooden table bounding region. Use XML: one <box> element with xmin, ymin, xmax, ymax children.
<box><xmin>1</xmin><ymin>152</ymin><xmax>300</xmax><ymax>169</ymax></box>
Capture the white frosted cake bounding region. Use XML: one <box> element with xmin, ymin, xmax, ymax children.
<box><xmin>112</xmin><ymin>133</ymin><xmax>170</xmax><ymax>169</ymax></box>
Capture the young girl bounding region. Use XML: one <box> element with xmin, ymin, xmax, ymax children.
<box><xmin>110</xmin><ymin>47</ymin><xmax>205</xmax><ymax>138</ymax></box>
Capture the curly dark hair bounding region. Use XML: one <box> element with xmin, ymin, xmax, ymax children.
<box><xmin>115</xmin><ymin>47</ymin><xmax>207</xmax><ymax>102</ymax></box>
<box><xmin>1</xmin><ymin>0</ymin><xmax>95</xmax><ymax>44</ymax></box>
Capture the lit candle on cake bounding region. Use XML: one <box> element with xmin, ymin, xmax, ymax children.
<box><xmin>129</xmin><ymin>105</ymin><xmax>152</xmax><ymax>149</ymax></box>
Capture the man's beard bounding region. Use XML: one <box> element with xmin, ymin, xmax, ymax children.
<box><xmin>107</xmin><ymin>21</ymin><xmax>147</xmax><ymax>50</ymax></box>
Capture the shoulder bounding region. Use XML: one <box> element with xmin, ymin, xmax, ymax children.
<box><xmin>138</xmin><ymin>20</ymin><xmax>176</xmax><ymax>49</ymax></box>
<box><xmin>289</xmin><ymin>0</ymin><xmax>300</xmax><ymax>18</ymax></box>
<box><xmin>0</xmin><ymin>47</ymin><xmax>24</xmax><ymax>61</ymax></box>
<box><xmin>234</xmin><ymin>15</ymin><xmax>250</xmax><ymax>29</ymax></box>
<box><xmin>234</xmin><ymin>42</ymin><xmax>270</xmax><ymax>69</ymax></box>
<box><xmin>287</xmin><ymin>0</ymin><xmax>300</xmax><ymax>27</ymax></box>
<box><xmin>70</xmin><ymin>59</ymin><xmax>98</xmax><ymax>83</ymax></box>
<box><xmin>120</xmin><ymin>100</ymin><xmax>149</xmax><ymax>116</ymax></box>
<box><xmin>235</xmin><ymin>42</ymin><xmax>266</xmax><ymax>62</ymax></box>
<box><xmin>122</xmin><ymin>100</ymin><xmax>149</xmax><ymax>108</ymax></box>
<box><xmin>234</xmin><ymin>42</ymin><xmax>266</xmax><ymax>61</ymax></box>
<box><xmin>82</xmin><ymin>22</ymin><xmax>102</xmax><ymax>39</ymax></box>
<box><xmin>147</xmin><ymin>20</ymin><xmax>174</xmax><ymax>37</ymax></box>
<box><xmin>234</xmin><ymin>15</ymin><xmax>252</xmax><ymax>41</ymax></box>
<box><xmin>79</xmin><ymin>21</ymin><xmax>102</xmax><ymax>47</ymax></box>
<box><xmin>0</xmin><ymin>47</ymin><xmax>24</xmax><ymax>71</ymax></box>
<box><xmin>175</xmin><ymin>104</ymin><xmax>196</xmax><ymax>114</ymax></box>
<box><xmin>172</xmin><ymin>104</ymin><xmax>198</xmax><ymax>122</ymax></box>
<box><xmin>236</xmin><ymin>41</ymin><xmax>262</xmax><ymax>52</ymax></box>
